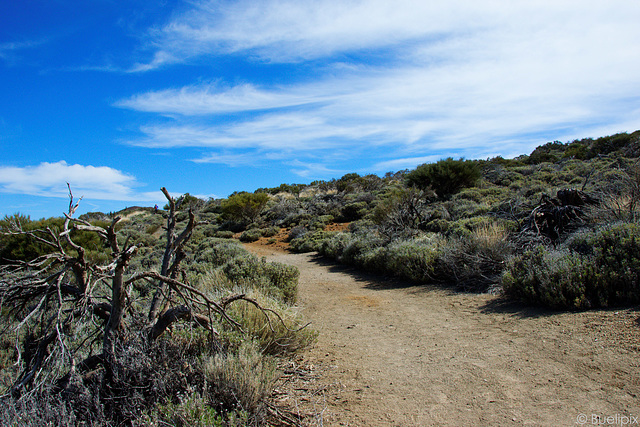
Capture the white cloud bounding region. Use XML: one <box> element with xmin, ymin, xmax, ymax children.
<box><xmin>116</xmin><ymin>82</ymin><xmax>322</xmax><ymax>115</ymax></box>
<box><xmin>120</xmin><ymin>0</ymin><xmax>640</xmax><ymax>171</ymax></box>
<box><xmin>126</xmin><ymin>111</ymin><xmax>374</xmax><ymax>151</ymax></box>
<box><xmin>0</xmin><ymin>161</ymin><xmax>159</xmax><ymax>202</ymax></box>
<box><xmin>135</xmin><ymin>0</ymin><xmax>640</xmax><ymax>66</ymax></box>
<box><xmin>135</xmin><ymin>0</ymin><xmax>513</xmax><ymax>66</ymax></box>
<box><xmin>120</xmin><ymin>51</ymin><xmax>640</xmax><ymax>158</ymax></box>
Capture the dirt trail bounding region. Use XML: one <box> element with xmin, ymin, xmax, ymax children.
<box><xmin>245</xmin><ymin>243</ymin><xmax>640</xmax><ymax>426</ymax></box>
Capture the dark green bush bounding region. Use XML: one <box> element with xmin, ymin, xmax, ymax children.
<box><xmin>0</xmin><ymin>214</ymin><xmax>62</xmax><ymax>262</ymax></box>
<box><xmin>527</xmin><ymin>141</ymin><xmax>564</xmax><ymax>164</ymax></box>
<box><xmin>502</xmin><ymin>223</ymin><xmax>640</xmax><ymax>309</ymax></box>
<box><xmin>221</xmin><ymin>192</ymin><xmax>269</xmax><ymax>224</ymax></box>
<box><xmin>0</xmin><ymin>214</ymin><xmax>117</xmax><ymax>264</ymax></box>
<box><xmin>405</xmin><ymin>158</ymin><xmax>481</xmax><ymax>199</ymax></box>
<box><xmin>339</xmin><ymin>201</ymin><xmax>369</xmax><ymax>222</ymax></box>
<box><xmin>424</xmin><ymin>218</ymin><xmax>451</xmax><ymax>233</ymax></box>
<box><xmin>173</xmin><ymin>193</ymin><xmax>206</xmax><ymax>211</ymax></box>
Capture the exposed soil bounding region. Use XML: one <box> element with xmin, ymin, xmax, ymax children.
<box><xmin>244</xmin><ymin>238</ymin><xmax>640</xmax><ymax>426</ymax></box>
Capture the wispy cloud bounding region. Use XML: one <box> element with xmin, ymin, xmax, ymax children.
<box><xmin>0</xmin><ymin>161</ymin><xmax>159</xmax><ymax>202</ymax></box>
<box><xmin>191</xmin><ymin>151</ymin><xmax>266</xmax><ymax>167</ymax></box>
<box><xmin>119</xmin><ymin>0</ymin><xmax>640</xmax><ymax>173</ymax></box>
<box><xmin>134</xmin><ymin>1</ymin><xmax>640</xmax><ymax>66</ymax></box>
<box><xmin>134</xmin><ymin>0</ymin><xmax>507</xmax><ymax>67</ymax></box>
<box><xmin>0</xmin><ymin>39</ymin><xmax>47</xmax><ymax>63</ymax></box>
<box><xmin>115</xmin><ymin>82</ymin><xmax>327</xmax><ymax>115</ymax></box>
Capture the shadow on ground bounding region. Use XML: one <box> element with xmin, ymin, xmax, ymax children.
<box><xmin>305</xmin><ymin>252</ymin><xmax>566</xmax><ymax>319</ymax></box>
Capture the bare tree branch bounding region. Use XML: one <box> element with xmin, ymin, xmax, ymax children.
<box><xmin>149</xmin><ymin>188</ymin><xmax>198</xmax><ymax>321</ymax></box>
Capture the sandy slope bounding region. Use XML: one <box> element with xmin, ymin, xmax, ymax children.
<box><xmin>245</xmin><ymin>243</ymin><xmax>640</xmax><ymax>426</ymax></box>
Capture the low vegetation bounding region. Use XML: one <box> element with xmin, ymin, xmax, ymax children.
<box><xmin>195</xmin><ymin>130</ymin><xmax>639</xmax><ymax>306</ymax></box>
<box><xmin>1</xmin><ymin>129</ymin><xmax>639</xmax><ymax>424</ymax></box>
<box><xmin>0</xmin><ymin>189</ymin><xmax>314</xmax><ymax>426</ymax></box>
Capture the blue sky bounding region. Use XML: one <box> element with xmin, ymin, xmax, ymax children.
<box><xmin>1</xmin><ymin>0</ymin><xmax>640</xmax><ymax>219</ymax></box>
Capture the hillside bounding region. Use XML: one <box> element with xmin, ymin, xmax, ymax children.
<box><xmin>1</xmin><ymin>129</ymin><xmax>639</xmax><ymax>425</ymax></box>
<box><xmin>180</xmin><ymin>129</ymin><xmax>640</xmax><ymax>310</ymax></box>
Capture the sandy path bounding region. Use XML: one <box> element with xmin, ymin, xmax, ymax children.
<box><xmin>246</xmin><ymin>244</ymin><xmax>640</xmax><ymax>426</ymax></box>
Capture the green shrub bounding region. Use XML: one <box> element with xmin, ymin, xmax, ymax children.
<box><xmin>261</xmin><ymin>226</ymin><xmax>279</xmax><ymax>238</ymax></box>
<box><xmin>213</xmin><ymin>230</ymin><xmax>234</xmax><ymax>239</ymax></box>
<box><xmin>239</xmin><ymin>228</ymin><xmax>262</xmax><ymax>242</ymax></box>
<box><xmin>0</xmin><ymin>214</ymin><xmax>122</xmax><ymax>264</ymax></box>
<box><xmin>376</xmin><ymin>237</ymin><xmax>444</xmax><ymax>283</ymax></box>
<box><xmin>195</xmin><ymin>239</ymin><xmax>247</xmax><ymax>267</ymax></box>
<box><xmin>318</xmin><ymin>221</ymin><xmax>512</xmax><ymax>291</ymax></box>
<box><xmin>444</xmin><ymin>200</ymin><xmax>490</xmax><ymax>221</ymax></box>
<box><xmin>146</xmin><ymin>339</ymin><xmax>271</xmax><ymax>426</ymax></box>
<box><xmin>319</xmin><ymin>232</ymin><xmax>353</xmax><ymax>259</ymax></box>
<box><xmin>424</xmin><ymin>218</ymin><xmax>451</xmax><ymax>233</ymax></box>
<box><xmin>502</xmin><ymin>223</ymin><xmax>640</xmax><ymax>309</ymax></box>
<box><xmin>563</xmin><ymin>141</ymin><xmax>588</xmax><ymax>159</ymax></box>
<box><xmin>261</xmin><ymin>262</ymin><xmax>299</xmax><ymax>304</ymax></box>
<box><xmin>289</xmin><ymin>230</ymin><xmax>334</xmax><ymax>253</ymax></box>
<box><xmin>340</xmin><ymin>231</ymin><xmax>385</xmax><ymax>265</ymax></box>
<box><xmin>339</xmin><ymin>201</ymin><xmax>369</xmax><ymax>222</ymax></box>
<box><xmin>527</xmin><ymin>141</ymin><xmax>564</xmax><ymax>164</ymax></box>
<box><xmin>221</xmin><ymin>192</ymin><xmax>269</xmax><ymax>224</ymax></box>
<box><xmin>151</xmin><ymin>394</ymin><xmax>228</xmax><ymax>427</ymax></box>
<box><xmin>446</xmin><ymin>216</ymin><xmax>494</xmax><ymax>237</ymax></box>
<box><xmin>0</xmin><ymin>214</ymin><xmax>62</xmax><ymax>262</ymax></box>
<box><xmin>221</xmin><ymin>254</ymin><xmax>298</xmax><ymax>304</ymax></box>
<box><xmin>314</xmin><ymin>215</ymin><xmax>334</xmax><ymax>227</ymax></box>
<box><xmin>170</xmin><ymin>193</ymin><xmax>206</xmax><ymax>211</ymax></box>
<box><xmin>405</xmin><ymin>158</ymin><xmax>481</xmax><ymax>199</ymax></box>
<box><xmin>502</xmin><ymin>246</ymin><xmax>590</xmax><ymax>309</ymax></box>
<box><xmin>281</xmin><ymin>212</ymin><xmax>312</xmax><ymax>228</ymax></box>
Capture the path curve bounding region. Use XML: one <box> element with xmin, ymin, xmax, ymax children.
<box><xmin>246</xmin><ymin>244</ymin><xmax>640</xmax><ymax>426</ymax></box>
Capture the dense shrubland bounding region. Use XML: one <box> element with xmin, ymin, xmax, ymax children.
<box><xmin>198</xmin><ymin>130</ymin><xmax>640</xmax><ymax>306</ymax></box>
<box><xmin>1</xmin><ymin>130</ymin><xmax>639</xmax><ymax>424</ymax></box>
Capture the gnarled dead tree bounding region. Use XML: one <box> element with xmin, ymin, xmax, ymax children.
<box><xmin>523</xmin><ymin>188</ymin><xmax>598</xmax><ymax>241</ymax></box>
<box><xmin>0</xmin><ymin>186</ymin><xmax>279</xmax><ymax>402</ymax></box>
